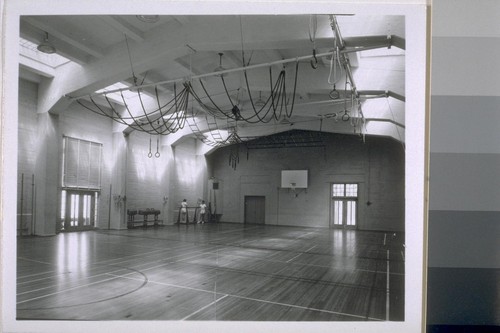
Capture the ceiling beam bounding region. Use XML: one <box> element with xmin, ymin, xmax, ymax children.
<box><xmin>104</xmin><ymin>16</ymin><xmax>145</xmax><ymax>42</ymax></box>
<box><xmin>39</xmin><ymin>15</ymin><xmax>404</xmax><ymax>119</ymax></box>
<box><xmin>19</xmin><ymin>54</ymin><xmax>55</xmax><ymax>78</ymax></box>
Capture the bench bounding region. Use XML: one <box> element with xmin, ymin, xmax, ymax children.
<box><xmin>127</xmin><ymin>209</ymin><xmax>162</xmax><ymax>228</ymax></box>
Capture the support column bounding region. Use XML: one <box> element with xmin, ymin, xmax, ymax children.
<box><xmin>108</xmin><ymin>132</ymin><xmax>128</xmax><ymax>229</ymax></box>
<box><xmin>34</xmin><ymin>112</ymin><xmax>60</xmax><ymax>236</ymax></box>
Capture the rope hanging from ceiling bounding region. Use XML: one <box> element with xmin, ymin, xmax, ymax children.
<box><xmin>77</xmin><ymin>59</ymin><xmax>300</xmax><ymax>139</ymax></box>
<box><xmin>73</xmin><ymin>14</ymin><xmax>381</xmax><ymax>147</ymax></box>
<box><xmin>186</xmin><ymin>60</ymin><xmax>299</xmax><ymax>125</ymax></box>
<box><xmin>77</xmin><ymin>82</ymin><xmax>190</xmax><ymax>135</ymax></box>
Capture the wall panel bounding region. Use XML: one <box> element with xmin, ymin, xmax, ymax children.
<box><xmin>60</xmin><ymin>102</ymin><xmax>114</xmax><ymax>229</ymax></box>
<box><xmin>17</xmin><ymin>79</ymin><xmax>38</xmax><ymax>235</ymax></box>
<box><xmin>207</xmin><ymin>132</ymin><xmax>404</xmax><ymax>231</ymax></box>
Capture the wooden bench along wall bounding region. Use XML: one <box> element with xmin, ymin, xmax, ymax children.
<box><xmin>127</xmin><ymin>209</ymin><xmax>162</xmax><ymax>228</ymax></box>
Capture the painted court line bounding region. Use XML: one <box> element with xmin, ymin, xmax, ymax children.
<box><xmin>108</xmin><ymin>273</ymin><xmax>214</xmax><ymax>294</ymax></box>
<box><xmin>17</xmin><ymin>271</ymin><xmax>63</xmax><ymax>281</ymax></box>
<box><xmin>93</xmin><ymin>248</ymin><xmax>168</xmax><ymax>265</ymax></box>
<box><xmin>286</xmin><ymin>252</ymin><xmax>303</xmax><ymax>263</ymax></box>
<box><xmin>17</xmin><ymin>249</ymin><xmax>177</xmax><ymax>286</ymax></box>
<box><xmin>214</xmin><ymin>251</ymin><xmax>404</xmax><ymax>276</ymax></box>
<box><xmin>16</xmin><ymin>261</ymin><xmax>152</xmax><ymax>296</ymax></box>
<box><xmin>17</xmin><ymin>248</ymin><xmax>167</xmax><ymax>283</ymax></box>
<box><xmin>17</xmin><ymin>275</ymin><xmax>122</xmax><ymax>305</ymax></box>
<box><xmin>305</xmin><ymin>245</ymin><xmax>317</xmax><ymax>252</ymax></box>
<box><xmin>181</xmin><ymin>295</ymin><xmax>229</xmax><ymax>321</ymax></box>
<box><xmin>295</xmin><ymin>231</ymin><xmax>315</xmax><ymax>239</ymax></box>
<box><xmin>108</xmin><ymin>273</ymin><xmax>383</xmax><ymax>321</ymax></box>
<box><xmin>226</xmin><ymin>293</ymin><xmax>383</xmax><ymax>321</ymax></box>
<box><xmin>17</xmin><ymin>257</ymin><xmax>57</xmax><ymax>266</ymax></box>
<box><xmin>386</xmin><ymin>249</ymin><xmax>390</xmax><ymax>321</ymax></box>
<box><xmin>19</xmin><ymin>250</ymin><xmax>214</xmax><ymax>303</ymax></box>
<box><xmin>17</xmin><ymin>251</ymin><xmax>210</xmax><ymax>296</ymax></box>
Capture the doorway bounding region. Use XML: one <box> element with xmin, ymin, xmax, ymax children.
<box><xmin>330</xmin><ymin>183</ymin><xmax>358</xmax><ymax>229</ymax></box>
<box><xmin>61</xmin><ymin>190</ymin><xmax>98</xmax><ymax>231</ymax></box>
<box><xmin>244</xmin><ymin>196</ymin><xmax>265</xmax><ymax>224</ymax></box>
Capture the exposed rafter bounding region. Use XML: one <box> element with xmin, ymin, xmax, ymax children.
<box><xmin>18</xmin><ymin>14</ymin><xmax>406</xmax><ymax>143</ymax></box>
<box><xmin>104</xmin><ymin>16</ymin><xmax>145</xmax><ymax>42</ymax></box>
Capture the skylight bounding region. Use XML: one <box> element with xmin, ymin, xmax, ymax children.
<box><xmin>19</xmin><ymin>37</ymin><xmax>71</xmax><ymax>68</ymax></box>
<box><xmin>95</xmin><ymin>82</ymin><xmax>141</xmax><ymax>105</ymax></box>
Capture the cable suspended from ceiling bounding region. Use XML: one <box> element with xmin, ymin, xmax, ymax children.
<box><xmin>77</xmin><ymin>33</ymin><xmax>191</xmax><ymax>136</ymax></box>
<box><xmin>326</xmin><ymin>14</ymin><xmax>367</xmax><ymax>140</ymax></box>
<box><xmin>73</xmin><ymin>15</ymin><xmax>399</xmax><ymax>144</ymax></box>
<box><xmin>187</xmin><ymin>60</ymin><xmax>299</xmax><ymax>125</ymax></box>
<box><xmin>77</xmin><ymin>82</ymin><xmax>190</xmax><ymax>136</ymax></box>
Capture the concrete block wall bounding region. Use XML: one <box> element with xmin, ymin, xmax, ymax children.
<box><xmin>17</xmin><ymin>79</ymin><xmax>68</xmax><ymax>233</ymax></box>
<box><xmin>207</xmin><ymin>132</ymin><xmax>404</xmax><ymax>231</ymax></box>
<box><xmin>124</xmin><ymin>131</ymin><xmax>171</xmax><ymax>224</ymax></box>
<box><xmin>17</xmin><ymin>78</ymin><xmax>208</xmax><ymax>231</ymax></box>
<box><xmin>171</xmin><ymin>138</ymin><xmax>208</xmax><ymax>223</ymax></box>
<box><xmin>17</xmin><ymin>78</ymin><xmax>116</xmax><ymax>234</ymax></box>
<box><xmin>17</xmin><ymin>79</ymin><xmax>38</xmax><ymax>235</ymax></box>
<box><xmin>60</xmin><ymin>100</ymin><xmax>114</xmax><ymax>230</ymax></box>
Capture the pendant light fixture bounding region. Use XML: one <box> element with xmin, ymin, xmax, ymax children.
<box><xmin>254</xmin><ymin>91</ymin><xmax>266</xmax><ymax>108</ymax></box>
<box><xmin>214</xmin><ymin>52</ymin><xmax>227</xmax><ymax>77</ymax></box>
<box><xmin>37</xmin><ymin>32</ymin><xmax>56</xmax><ymax>54</ymax></box>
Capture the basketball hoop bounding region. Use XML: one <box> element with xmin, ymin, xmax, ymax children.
<box><xmin>290</xmin><ymin>182</ymin><xmax>296</xmax><ymax>192</ymax></box>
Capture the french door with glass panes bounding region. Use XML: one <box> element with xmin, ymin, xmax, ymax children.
<box><xmin>331</xmin><ymin>183</ymin><xmax>358</xmax><ymax>229</ymax></box>
<box><xmin>61</xmin><ymin>190</ymin><xmax>98</xmax><ymax>231</ymax></box>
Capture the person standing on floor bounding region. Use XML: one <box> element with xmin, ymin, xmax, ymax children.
<box><xmin>180</xmin><ymin>199</ymin><xmax>188</xmax><ymax>223</ymax></box>
<box><xmin>198</xmin><ymin>200</ymin><xmax>207</xmax><ymax>223</ymax></box>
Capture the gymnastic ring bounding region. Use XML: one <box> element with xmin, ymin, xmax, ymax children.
<box><xmin>342</xmin><ymin>113</ymin><xmax>350</xmax><ymax>121</ymax></box>
<box><xmin>329</xmin><ymin>89</ymin><xmax>340</xmax><ymax>100</ymax></box>
<box><xmin>155</xmin><ymin>152</ymin><xmax>161</xmax><ymax>158</ymax></box>
<box><xmin>148</xmin><ymin>152</ymin><xmax>153</xmax><ymax>158</ymax></box>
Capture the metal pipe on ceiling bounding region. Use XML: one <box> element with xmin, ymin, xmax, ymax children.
<box><xmin>67</xmin><ymin>36</ymin><xmax>397</xmax><ymax>101</ymax></box>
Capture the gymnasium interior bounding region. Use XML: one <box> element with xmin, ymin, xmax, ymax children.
<box><xmin>7</xmin><ymin>6</ymin><xmax>423</xmax><ymax>330</ymax></box>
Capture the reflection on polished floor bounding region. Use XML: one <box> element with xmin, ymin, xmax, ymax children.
<box><xmin>16</xmin><ymin>224</ymin><xmax>405</xmax><ymax>321</ymax></box>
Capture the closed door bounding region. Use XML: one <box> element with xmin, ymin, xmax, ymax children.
<box><xmin>331</xmin><ymin>199</ymin><xmax>357</xmax><ymax>228</ymax></box>
<box><xmin>244</xmin><ymin>196</ymin><xmax>265</xmax><ymax>224</ymax></box>
<box><xmin>330</xmin><ymin>184</ymin><xmax>358</xmax><ymax>229</ymax></box>
<box><xmin>61</xmin><ymin>190</ymin><xmax>97</xmax><ymax>231</ymax></box>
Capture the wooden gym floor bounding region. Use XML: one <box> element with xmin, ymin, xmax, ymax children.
<box><xmin>16</xmin><ymin>223</ymin><xmax>404</xmax><ymax>321</ymax></box>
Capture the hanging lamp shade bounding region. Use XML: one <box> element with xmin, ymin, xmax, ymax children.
<box><xmin>37</xmin><ymin>32</ymin><xmax>56</xmax><ymax>54</ymax></box>
<box><xmin>254</xmin><ymin>91</ymin><xmax>266</xmax><ymax>107</ymax></box>
<box><xmin>214</xmin><ymin>52</ymin><xmax>227</xmax><ymax>77</ymax></box>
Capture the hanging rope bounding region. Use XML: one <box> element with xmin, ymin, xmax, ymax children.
<box><xmin>77</xmin><ymin>83</ymin><xmax>190</xmax><ymax>136</ymax></box>
<box><xmin>189</xmin><ymin>59</ymin><xmax>300</xmax><ymax>125</ymax></box>
<box><xmin>155</xmin><ymin>136</ymin><xmax>161</xmax><ymax>157</ymax></box>
<box><xmin>124</xmin><ymin>34</ymin><xmax>138</xmax><ymax>86</ymax></box>
<box><xmin>309</xmin><ymin>15</ymin><xmax>318</xmax><ymax>69</ymax></box>
<box><xmin>148</xmin><ymin>136</ymin><xmax>153</xmax><ymax>158</ymax></box>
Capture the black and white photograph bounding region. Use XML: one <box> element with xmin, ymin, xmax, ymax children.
<box><xmin>1</xmin><ymin>1</ymin><xmax>428</xmax><ymax>333</ymax></box>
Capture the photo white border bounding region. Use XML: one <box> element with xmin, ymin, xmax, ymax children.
<box><xmin>1</xmin><ymin>1</ymin><xmax>429</xmax><ymax>332</ymax></box>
